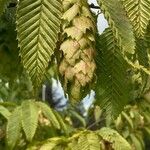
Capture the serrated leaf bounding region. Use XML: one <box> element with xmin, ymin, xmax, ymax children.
<box><xmin>135</xmin><ymin>38</ymin><xmax>150</xmax><ymax>95</ymax></box>
<box><xmin>121</xmin><ymin>0</ymin><xmax>150</xmax><ymax>37</ymax></box>
<box><xmin>0</xmin><ymin>105</ymin><xmax>11</xmax><ymax>119</ymax></box>
<box><xmin>7</xmin><ymin>107</ymin><xmax>22</xmax><ymax>150</ymax></box>
<box><xmin>97</xmin><ymin>0</ymin><xmax>135</xmax><ymax>54</ymax></box>
<box><xmin>16</xmin><ymin>0</ymin><xmax>62</xmax><ymax>89</ymax></box>
<box><xmin>36</xmin><ymin>102</ymin><xmax>60</xmax><ymax>129</ymax></box>
<box><xmin>21</xmin><ymin>100</ymin><xmax>39</xmax><ymax>142</ymax></box>
<box><xmin>96</xmin><ymin>28</ymin><xmax>132</xmax><ymax>118</ymax></box>
<box><xmin>73</xmin><ymin>132</ymin><xmax>101</xmax><ymax>150</ymax></box>
<box><xmin>98</xmin><ymin>127</ymin><xmax>132</xmax><ymax>150</ymax></box>
<box><xmin>86</xmin><ymin>133</ymin><xmax>101</xmax><ymax>150</ymax></box>
<box><xmin>145</xmin><ymin>22</ymin><xmax>150</xmax><ymax>47</ymax></box>
<box><xmin>39</xmin><ymin>137</ymin><xmax>63</xmax><ymax>150</ymax></box>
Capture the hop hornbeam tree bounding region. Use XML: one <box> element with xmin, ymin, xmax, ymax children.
<box><xmin>0</xmin><ymin>0</ymin><xmax>150</xmax><ymax>149</ymax></box>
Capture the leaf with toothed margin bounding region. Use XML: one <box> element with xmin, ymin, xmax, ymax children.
<box><xmin>97</xmin><ymin>0</ymin><xmax>135</xmax><ymax>54</ymax></box>
<box><xmin>16</xmin><ymin>0</ymin><xmax>62</xmax><ymax>90</ymax></box>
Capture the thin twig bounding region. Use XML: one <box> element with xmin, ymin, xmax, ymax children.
<box><xmin>87</xmin><ymin>118</ymin><xmax>105</xmax><ymax>129</ymax></box>
<box><xmin>89</xmin><ymin>3</ymin><xmax>100</xmax><ymax>9</ymax></box>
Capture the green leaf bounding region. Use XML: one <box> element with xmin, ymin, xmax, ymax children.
<box><xmin>39</xmin><ymin>137</ymin><xmax>63</xmax><ymax>150</ymax></box>
<box><xmin>136</xmin><ymin>38</ymin><xmax>149</xmax><ymax>69</ymax></box>
<box><xmin>134</xmin><ymin>38</ymin><xmax>150</xmax><ymax>95</ymax></box>
<box><xmin>94</xmin><ymin>106</ymin><xmax>103</xmax><ymax>123</ymax></box>
<box><xmin>145</xmin><ymin>22</ymin><xmax>150</xmax><ymax>47</ymax></box>
<box><xmin>121</xmin><ymin>0</ymin><xmax>150</xmax><ymax>37</ymax></box>
<box><xmin>0</xmin><ymin>0</ymin><xmax>10</xmax><ymax>16</ymax></box>
<box><xmin>144</xmin><ymin>127</ymin><xmax>150</xmax><ymax>137</ymax></box>
<box><xmin>53</xmin><ymin>110</ymin><xmax>68</xmax><ymax>135</ymax></box>
<box><xmin>6</xmin><ymin>107</ymin><xmax>22</xmax><ymax>150</ymax></box>
<box><xmin>73</xmin><ymin>132</ymin><xmax>101</xmax><ymax>150</ymax></box>
<box><xmin>121</xmin><ymin>0</ymin><xmax>150</xmax><ymax>93</ymax></box>
<box><xmin>0</xmin><ymin>105</ymin><xmax>11</xmax><ymax>119</ymax></box>
<box><xmin>96</xmin><ymin>28</ymin><xmax>132</xmax><ymax>118</ymax></box>
<box><xmin>16</xmin><ymin>0</ymin><xmax>62</xmax><ymax>89</ymax></box>
<box><xmin>130</xmin><ymin>134</ymin><xmax>143</xmax><ymax>150</ymax></box>
<box><xmin>86</xmin><ymin>133</ymin><xmax>101</xmax><ymax>150</ymax></box>
<box><xmin>122</xmin><ymin>112</ymin><xmax>134</xmax><ymax>129</ymax></box>
<box><xmin>98</xmin><ymin>127</ymin><xmax>132</xmax><ymax>150</ymax></box>
<box><xmin>97</xmin><ymin>0</ymin><xmax>135</xmax><ymax>54</ymax></box>
<box><xmin>69</xmin><ymin>110</ymin><xmax>86</xmax><ymax>127</ymax></box>
<box><xmin>115</xmin><ymin>115</ymin><xmax>123</xmax><ymax>130</ymax></box>
<box><xmin>21</xmin><ymin>100</ymin><xmax>39</xmax><ymax>142</ymax></box>
<box><xmin>36</xmin><ymin>102</ymin><xmax>60</xmax><ymax>129</ymax></box>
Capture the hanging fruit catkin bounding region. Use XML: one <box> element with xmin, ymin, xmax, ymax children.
<box><xmin>59</xmin><ymin>0</ymin><xmax>96</xmax><ymax>103</ymax></box>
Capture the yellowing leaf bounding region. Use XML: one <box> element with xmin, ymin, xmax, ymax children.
<box><xmin>73</xmin><ymin>16</ymin><xmax>95</xmax><ymax>33</ymax></box>
<box><xmin>63</xmin><ymin>4</ymin><xmax>80</xmax><ymax>22</ymax></box>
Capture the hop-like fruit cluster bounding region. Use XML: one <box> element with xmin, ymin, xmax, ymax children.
<box><xmin>59</xmin><ymin>0</ymin><xmax>96</xmax><ymax>103</ymax></box>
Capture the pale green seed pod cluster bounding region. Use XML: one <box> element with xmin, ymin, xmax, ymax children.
<box><xmin>59</xmin><ymin>0</ymin><xmax>96</xmax><ymax>103</ymax></box>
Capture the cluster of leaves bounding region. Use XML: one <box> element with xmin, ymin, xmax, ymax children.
<box><xmin>114</xmin><ymin>102</ymin><xmax>150</xmax><ymax>150</ymax></box>
<box><xmin>0</xmin><ymin>0</ymin><xmax>150</xmax><ymax>116</ymax></box>
<box><xmin>90</xmin><ymin>98</ymin><xmax>150</xmax><ymax>150</ymax></box>
<box><xmin>0</xmin><ymin>100</ymin><xmax>133</xmax><ymax>150</ymax></box>
<box><xmin>113</xmin><ymin>100</ymin><xmax>150</xmax><ymax>150</ymax></box>
<box><xmin>1</xmin><ymin>98</ymin><xmax>150</xmax><ymax>150</ymax></box>
<box><xmin>0</xmin><ymin>100</ymin><xmax>68</xmax><ymax>149</ymax></box>
<box><xmin>0</xmin><ymin>0</ymin><xmax>150</xmax><ymax>149</ymax></box>
<box><xmin>95</xmin><ymin>0</ymin><xmax>150</xmax><ymax>117</ymax></box>
<box><xmin>27</xmin><ymin>127</ymin><xmax>131</xmax><ymax>150</ymax></box>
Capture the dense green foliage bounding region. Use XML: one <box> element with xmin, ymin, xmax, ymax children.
<box><xmin>0</xmin><ymin>0</ymin><xmax>150</xmax><ymax>149</ymax></box>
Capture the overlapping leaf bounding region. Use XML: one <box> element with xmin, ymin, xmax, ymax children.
<box><xmin>145</xmin><ymin>22</ymin><xmax>150</xmax><ymax>47</ymax></box>
<box><xmin>73</xmin><ymin>133</ymin><xmax>101</xmax><ymax>150</ymax></box>
<box><xmin>0</xmin><ymin>105</ymin><xmax>11</xmax><ymax>119</ymax></box>
<box><xmin>36</xmin><ymin>102</ymin><xmax>60</xmax><ymax>129</ymax></box>
<box><xmin>98</xmin><ymin>127</ymin><xmax>132</xmax><ymax>150</ymax></box>
<box><xmin>17</xmin><ymin>0</ymin><xmax>62</xmax><ymax>89</ymax></box>
<box><xmin>131</xmin><ymin>23</ymin><xmax>150</xmax><ymax>95</ymax></box>
<box><xmin>97</xmin><ymin>0</ymin><xmax>135</xmax><ymax>54</ymax></box>
<box><xmin>96</xmin><ymin>28</ymin><xmax>132</xmax><ymax>118</ymax></box>
<box><xmin>21</xmin><ymin>100</ymin><xmax>39</xmax><ymax>142</ymax></box>
<box><xmin>27</xmin><ymin>129</ymin><xmax>131</xmax><ymax>150</ymax></box>
<box><xmin>135</xmin><ymin>37</ymin><xmax>150</xmax><ymax>95</ymax></box>
<box><xmin>7</xmin><ymin>107</ymin><xmax>22</xmax><ymax>150</ymax></box>
<box><xmin>121</xmin><ymin>0</ymin><xmax>150</xmax><ymax>37</ymax></box>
